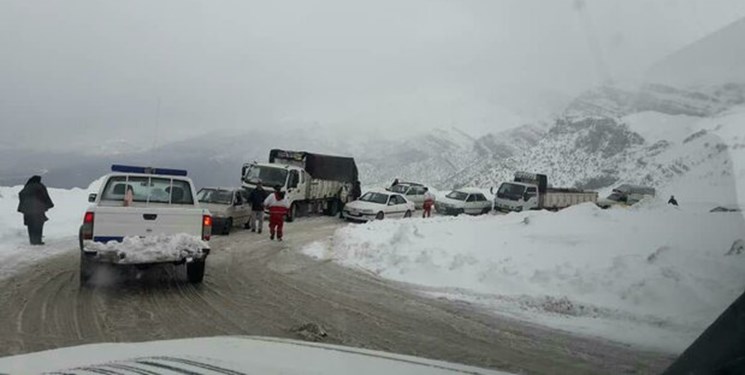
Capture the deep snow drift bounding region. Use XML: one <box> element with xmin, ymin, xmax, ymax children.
<box><xmin>303</xmin><ymin>202</ymin><xmax>745</xmax><ymax>352</ymax></box>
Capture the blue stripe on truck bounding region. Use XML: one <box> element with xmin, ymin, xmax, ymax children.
<box><xmin>93</xmin><ymin>236</ymin><xmax>124</xmax><ymax>243</ymax></box>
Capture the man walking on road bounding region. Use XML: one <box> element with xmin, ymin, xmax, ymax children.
<box><xmin>17</xmin><ymin>175</ymin><xmax>54</xmax><ymax>245</ymax></box>
<box><xmin>247</xmin><ymin>181</ymin><xmax>267</xmax><ymax>233</ymax></box>
<box><xmin>264</xmin><ymin>186</ymin><xmax>290</xmax><ymax>241</ymax></box>
<box><xmin>422</xmin><ymin>187</ymin><xmax>435</xmax><ymax>218</ymax></box>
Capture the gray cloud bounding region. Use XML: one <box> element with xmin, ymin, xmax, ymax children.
<box><xmin>1</xmin><ymin>0</ymin><xmax>744</xmax><ymax>151</ymax></box>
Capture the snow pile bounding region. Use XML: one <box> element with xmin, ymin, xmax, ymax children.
<box><xmin>304</xmin><ymin>203</ymin><xmax>745</xmax><ymax>352</ymax></box>
<box><xmin>85</xmin><ymin>234</ymin><xmax>207</xmax><ymax>264</ymax></box>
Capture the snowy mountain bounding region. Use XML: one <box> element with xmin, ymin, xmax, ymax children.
<box><xmin>446</xmin><ymin>83</ymin><xmax>745</xmax><ymax>205</ymax></box>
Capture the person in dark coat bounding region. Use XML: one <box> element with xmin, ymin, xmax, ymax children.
<box><xmin>17</xmin><ymin>175</ymin><xmax>54</xmax><ymax>245</ymax></box>
<box><xmin>668</xmin><ymin>195</ymin><xmax>679</xmax><ymax>206</ymax></box>
<box><xmin>391</xmin><ymin>178</ymin><xmax>400</xmax><ymax>187</ymax></box>
<box><xmin>351</xmin><ymin>181</ymin><xmax>362</xmax><ymax>201</ymax></box>
<box><xmin>246</xmin><ymin>181</ymin><xmax>267</xmax><ymax>233</ymax></box>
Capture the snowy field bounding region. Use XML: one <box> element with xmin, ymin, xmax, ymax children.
<box><xmin>0</xmin><ymin>181</ymin><xmax>99</xmax><ymax>280</ymax></box>
<box><xmin>303</xmin><ymin>201</ymin><xmax>745</xmax><ymax>353</ymax></box>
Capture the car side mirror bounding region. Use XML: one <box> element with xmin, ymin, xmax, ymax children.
<box><xmin>88</xmin><ymin>193</ymin><xmax>97</xmax><ymax>203</ymax></box>
<box><xmin>523</xmin><ymin>194</ymin><xmax>530</xmax><ymax>202</ymax></box>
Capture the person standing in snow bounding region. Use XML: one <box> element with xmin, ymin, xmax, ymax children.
<box><xmin>17</xmin><ymin>175</ymin><xmax>54</xmax><ymax>245</ymax></box>
<box><xmin>264</xmin><ymin>186</ymin><xmax>290</xmax><ymax>241</ymax></box>
<box><xmin>351</xmin><ymin>180</ymin><xmax>362</xmax><ymax>201</ymax></box>
<box><xmin>391</xmin><ymin>178</ymin><xmax>400</xmax><ymax>187</ymax></box>
<box><xmin>422</xmin><ymin>187</ymin><xmax>435</xmax><ymax>218</ymax></box>
<box><xmin>668</xmin><ymin>195</ymin><xmax>679</xmax><ymax>206</ymax></box>
<box><xmin>246</xmin><ymin>181</ymin><xmax>267</xmax><ymax>233</ymax></box>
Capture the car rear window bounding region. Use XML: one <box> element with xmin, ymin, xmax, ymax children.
<box><xmin>101</xmin><ymin>176</ymin><xmax>194</xmax><ymax>205</ymax></box>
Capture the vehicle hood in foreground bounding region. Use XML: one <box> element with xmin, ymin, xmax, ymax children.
<box><xmin>0</xmin><ymin>336</ymin><xmax>509</xmax><ymax>375</ymax></box>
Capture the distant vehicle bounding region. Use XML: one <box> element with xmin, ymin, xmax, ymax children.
<box><xmin>493</xmin><ymin>172</ymin><xmax>598</xmax><ymax>212</ymax></box>
<box><xmin>387</xmin><ymin>182</ymin><xmax>428</xmax><ymax>209</ymax></box>
<box><xmin>597</xmin><ymin>184</ymin><xmax>656</xmax><ymax>209</ymax></box>
<box><xmin>79</xmin><ymin>165</ymin><xmax>212</xmax><ymax>286</ymax></box>
<box><xmin>342</xmin><ymin>190</ymin><xmax>415</xmax><ymax>222</ymax></box>
<box><xmin>436</xmin><ymin>188</ymin><xmax>492</xmax><ymax>216</ymax></box>
<box><xmin>197</xmin><ymin>187</ymin><xmax>250</xmax><ymax>235</ymax></box>
<box><xmin>242</xmin><ymin>149</ymin><xmax>358</xmax><ymax>222</ymax></box>
<box><xmin>710</xmin><ymin>206</ymin><xmax>742</xmax><ymax>213</ymax></box>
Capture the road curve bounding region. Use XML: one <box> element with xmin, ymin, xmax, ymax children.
<box><xmin>0</xmin><ymin>217</ymin><xmax>673</xmax><ymax>374</ymax></box>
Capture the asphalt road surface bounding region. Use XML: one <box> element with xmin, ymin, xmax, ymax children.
<box><xmin>0</xmin><ymin>217</ymin><xmax>675</xmax><ymax>374</ymax></box>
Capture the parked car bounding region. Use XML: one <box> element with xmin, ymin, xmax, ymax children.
<box><xmin>436</xmin><ymin>188</ymin><xmax>491</xmax><ymax>215</ymax></box>
<box><xmin>342</xmin><ymin>190</ymin><xmax>415</xmax><ymax>222</ymax></box>
<box><xmin>197</xmin><ymin>187</ymin><xmax>251</xmax><ymax>235</ymax></box>
<box><xmin>387</xmin><ymin>182</ymin><xmax>428</xmax><ymax>209</ymax></box>
<box><xmin>597</xmin><ymin>184</ymin><xmax>655</xmax><ymax>209</ymax></box>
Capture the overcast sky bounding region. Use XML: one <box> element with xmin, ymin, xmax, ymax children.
<box><xmin>1</xmin><ymin>0</ymin><xmax>744</xmax><ymax>151</ymax></box>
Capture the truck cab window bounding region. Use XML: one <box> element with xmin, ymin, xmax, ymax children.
<box><xmin>289</xmin><ymin>171</ymin><xmax>300</xmax><ymax>188</ymax></box>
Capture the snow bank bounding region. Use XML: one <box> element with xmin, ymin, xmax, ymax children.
<box><xmin>85</xmin><ymin>234</ymin><xmax>207</xmax><ymax>264</ymax></box>
<box><xmin>303</xmin><ymin>202</ymin><xmax>745</xmax><ymax>352</ymax></box>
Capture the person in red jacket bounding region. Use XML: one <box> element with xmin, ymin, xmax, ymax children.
<box><xmin>264</xmin><ymin>186</ymin><xmax>291</xmax><ymax>241</ymax></box>
<box><xmin>422</xmin><ymin>187</ymin><xmax>435</xmax><ymax>218</ymax></box>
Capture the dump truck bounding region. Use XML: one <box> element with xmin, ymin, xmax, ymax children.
<box><xmin>493</xmin><ymin>172</ymin><xmax>598</xmax><ymax>212</ymax></box>
<box><xmin>241</xmin><ymin>149</ymin><xmax>358</xmax><ymax>221</ymax></box>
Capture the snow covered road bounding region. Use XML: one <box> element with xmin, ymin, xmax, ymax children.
<box><xmin>0</xmin><ymin>217</ymin><xmax>672</xmax><ymax>375</ymax></box>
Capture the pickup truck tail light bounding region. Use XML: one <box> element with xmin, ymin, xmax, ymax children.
<box><xmin>202</xmin><ymin>215</ymin><xmax>212</xmax><ymax>241</ymax></box>
<box><xmin>81</xmin><ymin>212</ymin><xmax>94</xmax><ymax>240</ymax></box>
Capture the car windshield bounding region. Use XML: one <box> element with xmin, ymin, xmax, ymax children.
<box><xmin>446</xmin><ymin>191</ymin><xmax>468</xmax><ymax>201</ymax></box>
<box><xmin>245</xmin><ymin>166</ymin><xmax>288</xmax><ymax>188</ymax></box>
<box><xmin>359</xmin><ymin>192</ymin><xmax>389</xmax><ymax>204</ymax></box>
<box><xmin>389</xmin><ymin>185</ymin><xmax>409</xmax><ymax>194</ymax></box>
<box><xmin>497</xmin><ymin>183</ymin><xmax>526</xmax><ymax>200</ymax></box>
<box><xmin>607</xmin><ymin>192</ymin><xmax>624</xmax><ymax>202</ymax></box>
<box><xmin>197</xmin><ymin>189</ymin><xmax>233</xmax><ymax>205</ymax></box>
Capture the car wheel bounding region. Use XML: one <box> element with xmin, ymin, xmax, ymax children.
<box><xmin>287</xmin><ymin>203</ymin><xmax>297</xmax><ymax>222</ymax></box>
<box><xmin>481</xmin><ymin>207</ymin><xmax>490</xmax><ymax>215</ymax></box>
<box><xmin>224</xmin><ymin>218</ymin><xmax>233</xmax><ymax>235</ymax></box>
<box><xmin>79</xmin><ymin>252</ymin><xmax>96</xmax><ymax>288</ymax></box>
<box><xmin>376</xmin><ymin>212</ymin><xmax>385</xmax><ymax>220</ymax></box>
<box><xmin>404</xmin><ymin>210</ymin><xmax>412</xmax><ymax>218</ymax></box>
<box><xmin>187</xmin><ymin>260</ymin><xmax>206</xmax><ymax>284</ymax></box>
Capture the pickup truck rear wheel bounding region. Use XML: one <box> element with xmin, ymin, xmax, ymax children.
<box><xmin>223</xmin><ymin>218</ymin><xmax>233</xmax><ymax>235</ymax></box>
<box><xmin>79</xmin><ymin>253</ymin><xmax>95</xmax><ymax>287</ymax></box>
<box><xmin>187</xmin><ymin>260</ymin><xmax>206</xmax><ymax>284</ymax></box>
<box><xmin>376</xmin><ymin>212</ymin><xmax>385</xmax><ymax>220</ymax></box>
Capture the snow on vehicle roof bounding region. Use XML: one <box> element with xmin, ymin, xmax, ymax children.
<box><xmin>106</xmin><ymin>172</ymin><xmax>192</xmax><ymax>180</ymax></box>
<box><xmin>200</xmin><ymin>187</ymin><xmax>242</xmax><ymax>191</ymax></box>
<box><xmin>454</xmin><ymin>187</ymin><xmax>486</xmax><ymax>194</ymax></box>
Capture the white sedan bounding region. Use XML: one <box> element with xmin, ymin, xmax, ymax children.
<box><xmin>343</xmin><ymin>191</ymin><xmax>416</xmax><ymax>222</ymax></box>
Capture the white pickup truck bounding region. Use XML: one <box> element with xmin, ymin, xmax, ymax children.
<box><xmin>79</xmin><ymin>165</ymin><xmax>212</xmax><ymax>286</ymax></box>
<box><xmin>493</xmin><ymin>172</ymin><xmax>598</xmax><ymax>212</ymax></box>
